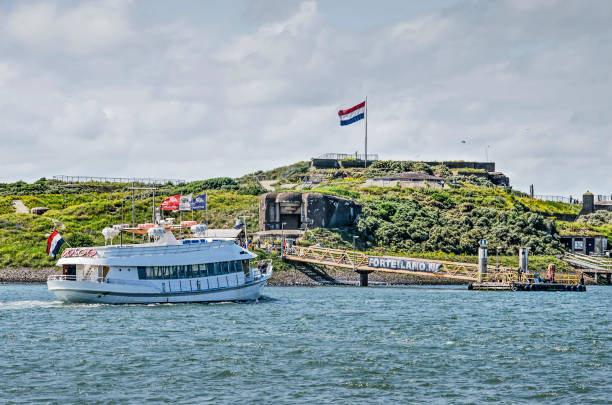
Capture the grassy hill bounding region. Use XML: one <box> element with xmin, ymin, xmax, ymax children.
<box><xmin>0</xmin><ymin>161</ymin><xmax>608</xmax><ymax>270</ymax></box>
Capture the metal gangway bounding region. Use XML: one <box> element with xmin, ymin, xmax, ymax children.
<box><xmin>564</xmin><ymin>253</ymin><xmax>612</xmax><ymax>271</ymax></box>
<box><xmin>563</xmin><ymin>252</ymin><xmax>612</xmax><ymax>284</ymax></box>
<box><xmin>283</xmin><ymin>245</ymin><xmax>518</xmax><ymax>282</ymax></box>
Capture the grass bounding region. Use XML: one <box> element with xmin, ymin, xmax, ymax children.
<box><xmin>515</xmin><ymin>197</ymin><xmax>581</xmax><ymax>215</ymax></box>
<box><xmin>0</xmin><ymin>161</ymin><xmax>608</xmax><ymax>269</ymax></box>
<box><xmin>0</xmin><ymin>190</ymin><xmax>259</xmax><ymax>268</ymax></box>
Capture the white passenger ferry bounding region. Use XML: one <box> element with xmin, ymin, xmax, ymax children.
<box><xmin>47</xmin><ymin>229</ymin><xmax>272</xmax><ymax>304</ymax></box>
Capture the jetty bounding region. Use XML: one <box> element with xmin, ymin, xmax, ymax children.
<box><xmin>282</xmin><ymin>241</ymin><xmax>585</xmax><ymax>291</ymax></box>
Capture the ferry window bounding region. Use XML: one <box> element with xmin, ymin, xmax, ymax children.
<box><xmin>192</xmin><ymin>265</ymin><xmax>200</xmax><ymax>277</ymax></box>
<box><xmin>198</xmin><ymin>264</ymin><xmax>207</xmax><ymax>277</ymax></box>
<box><xmin>146</xmin><ymin>267</ymin><xmax>155</xmax><ymax>279</ymax></box>
<box><xmin>231</xmin><ymin>261</ymin><xmax>241</xmax><ymax>273</ymax></box>
<box><xmin>214</xmin><ymin>262</ymin><xmax>222</xmax><ymax>276</ymax></box>
<box><xmin>206</xmin><ymin>263</ymin><xmax>214</xmax><ymax>276</ymax></box>
<box><xmin>177</xmin><ymin>265</ymin><xmax>185</xmax><ymax>278</ymax></box>
<box><xmin>137</xmin><ymin>267</ymin><xmax>146</xmax><ymax>280</ymax></box>
<box><xmin>221</xmin><ymin>262</ymin><xmax>230</xmax><ymax>274</ymax></box>
<box><xmin>171</xmin><ymin>266</ymin><xmax>179</xmax><ymax>279</ymax></box>
<box><xmin>185</xmin><ymin>265</ymin><xmax>193</xmax><ymax>278</ymax></box>
<box><xmin>164</xmin><ymin>266</ymin><xmax>172</xmax><ymax>279</ymax></box>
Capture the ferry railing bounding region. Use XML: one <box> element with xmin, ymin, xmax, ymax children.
<box><xmin>93</xmin><ymin>240</ymin><xmax>235</xmax><ymax>258</ymax></box>
<box><xmin>483</xmin><ymin>272</ymin><xmax>579</xmax><ymax>285</ymax></box>
<box><xmin>48</xmin><ymin>275</ymin><xmax>107</xmax><ymax>283</ymax></box>
<box><xmin>252</xmin><ymin>260</ymin><xmax>272</xmax><ymax>280</ymax></box>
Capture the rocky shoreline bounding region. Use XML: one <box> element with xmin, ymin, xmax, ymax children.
<box><xmin>267</xmin><ymin>267</ymin><xmax>467</xmax><ymax>286</ymax></box>
<box><xmin>0</xmin><ymin>267</ymin><xmax>61</xmax><ymax>283</ymax></box>
<box><xmin>0</xmin><ymin>266</ymin><xmax>466</xmax><ymax>286</ymax></box>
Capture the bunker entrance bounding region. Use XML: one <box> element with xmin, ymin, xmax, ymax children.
<box><xmin>280</xmin><ymin>214</ymin><xmax>300</xmax><ymax>230</ymax></box>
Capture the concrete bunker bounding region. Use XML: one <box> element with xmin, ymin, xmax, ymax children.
<box><xmin>259</xmin><ymin>192</ymin><xmax>361</xmax><ymax>231</ymax></box>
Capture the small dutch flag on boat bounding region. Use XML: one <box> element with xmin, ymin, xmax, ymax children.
<box><xmin>46</xmin><ymin>230</ymin><xmax>65</xmax><ymax>258</ymax></box>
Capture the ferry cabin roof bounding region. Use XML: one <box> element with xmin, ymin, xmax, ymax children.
<box><xmin>56</xmin><ymin>240</ymin><xmax>255</xmax><ymax>268</ymax></box>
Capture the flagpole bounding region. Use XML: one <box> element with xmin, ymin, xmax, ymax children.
<box><xmin>205</xmin><ymin>193</ymin><xmax>208</xmax><ymax>226</ymax></box>
<box><xmin>365</xmin><ymin>96</ymin><xmax>368</xmax><ymax>168</ymax></box>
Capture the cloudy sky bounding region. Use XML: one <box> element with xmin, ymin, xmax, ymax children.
<box><xmin>0</xmin><ymin>0</ymin><xmax>610</xmax><ymax>195</ymax></box>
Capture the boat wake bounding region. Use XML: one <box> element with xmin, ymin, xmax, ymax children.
<box><xmin>0</xmin><ymin>300</ymin><xmax>63</xmax><ymax>310</ymax></box>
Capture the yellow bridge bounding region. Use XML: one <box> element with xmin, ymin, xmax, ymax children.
<box><xmin>283</xmin><ymin>246</ymin><xmax>580</xmax><ymax>285</ymax></box>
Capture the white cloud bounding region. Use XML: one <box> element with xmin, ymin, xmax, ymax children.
<box><xmin>0</xmin><ymin>62</ymin><xmax>19</xmax><ymax>87</ymax></box>
<box><xmin>3</xmin><ymin>0</ymin><xmax>132</xmax><ymax>54</ymax></box>
<box><xmin>0</xmin><ymin>0</ymin><xmax>610</xmax><ymax>196</ymax></box>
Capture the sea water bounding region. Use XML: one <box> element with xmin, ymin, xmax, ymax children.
<box><xmin>0</xmin><ymin>284</ymin><xmax>610</xmax><ymax>404</ymax></box>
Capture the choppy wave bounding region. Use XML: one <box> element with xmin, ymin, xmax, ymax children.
<box><xmin>0</xmin><ymin>285</ymin><xmax>610</xmax><ymax>404</ymax></box>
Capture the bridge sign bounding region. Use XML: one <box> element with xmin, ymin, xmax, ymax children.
<box><xmin>368</xmin><ymin>257</ymin><xmax>442</xmax><ymax>273</ymax></box>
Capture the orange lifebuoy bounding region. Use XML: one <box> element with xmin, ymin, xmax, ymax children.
<box><xmin>87</xmin><ymin>249</ymin><xmax>97</xmax><ymax>257</ymax></box>
<box><xmin>78</xmin><ymin>248</ymin><xmax>88</xmax><ymax>257</ymax></box>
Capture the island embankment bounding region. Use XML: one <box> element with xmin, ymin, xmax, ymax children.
<box><xmin>267</xmin><ymin>266</ymin><xmax>468</xmax><ymax>286</ymax></box>
<box><xmin>0</xmin><ymin>266</ymin><xmax>466</xmax><ymax>286</ymax></box>
<box><xmin>0</xmin><ymin>267</ymin><xmax>60</xmax><ymax>283</ymax></box>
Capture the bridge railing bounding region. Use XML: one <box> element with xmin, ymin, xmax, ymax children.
<box><xmin>564</xmin><ymin>253</ymin><xmax>612</xmax><ymax>271</ymax></box>
<box><xmin>53</xmin><ymin>175</ymin><xmax>185</xmax><ymax>185</ymax></box>
<box><xmin>286</xmin><ymin>246</ymin><xmax>517</xmax><ymax>282</ymax></box>
<box><xmin>315</xmin><ymin>153</ymin><xmax>379</xmax><ymax>161</ymax></box>
<box><xmin>532</xmin><ymin>195</ymin><xmax>581</xmax><ymax>204</ymax></box>
<box><xmin>483</xmin><ymin>272</ymin><xmax>579</xmax><ymax>284</ymax></box>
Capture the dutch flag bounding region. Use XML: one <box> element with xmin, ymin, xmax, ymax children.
<box><xmin>46</xmin><ymin>230</ymin><xmax>65</xmax><ymax>258</ymax></box>
<box><xmin>338</xmin><ymin>101</ymin><xmax>365</xmax><ymax>126</ymax></box>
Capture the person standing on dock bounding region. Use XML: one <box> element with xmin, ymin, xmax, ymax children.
<box><xmin>546</xmin><ymin>264</ymin><xmax>556</xmax><ymax>283</ymax></box>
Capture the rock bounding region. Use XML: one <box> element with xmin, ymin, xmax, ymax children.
<box><xmin>30</xmin><ymin>207</ymin><xmax>50</xmax><ymax>215</ymax></box>
<box><xmin>0</xmin><ymin>267</ymin><xmax>60</xmax><ymax>283</ymax></box>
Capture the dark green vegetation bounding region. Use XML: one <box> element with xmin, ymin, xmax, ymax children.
<box><xmin>0</xmin><ymin>160</ymin><xmax>605</xmax><ymax>270</ymax></box>
<box><xmin>557</xmin><ymin>211</ymin><xmax>612</xmax><ymax>240</ymax></box>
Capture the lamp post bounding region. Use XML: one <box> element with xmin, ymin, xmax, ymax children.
<box><xmin>353</xmin><ymin>235</ymin><xmax>359</xmax><ymax>272</ymax></box>
<box><xmin>280</xmin><ymin>222</ymin><xmax>287</xmax><ymax>258</ymax></box>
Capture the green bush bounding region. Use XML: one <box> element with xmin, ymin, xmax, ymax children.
<box><xmin>66</xmin><ymin>232</ymin><xmax>95</xmax><ymax>248</ymax></box>
<box><xmin>577</xmin><ymin>211</ymin><xmax>612</xmax><ymax>227</ymax></box>
<box><xmin>365</xmin><ymin>160</ymin><xmax>433</xmax><ymax>178</ymax></box>
<box><xmin>174</xmin><ymin>177</ymin><xmax>239</xmax><ymax>194</ymax></box>
<box><xmin>356</xmin><ymin>194</ymin><xmax>562</xmax><ymax>255</ymax></box>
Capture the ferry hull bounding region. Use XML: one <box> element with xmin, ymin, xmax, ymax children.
<box><xmin>48</xmin><ymin>279</ymin><xmax>268</xmax><ymax>304</ymax></box>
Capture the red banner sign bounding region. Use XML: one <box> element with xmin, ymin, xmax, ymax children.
<box><xmin>160</xmin><ymin>194</ymin><xmax>180</xmax><ymax>211</ymax></box>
